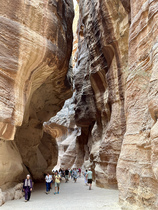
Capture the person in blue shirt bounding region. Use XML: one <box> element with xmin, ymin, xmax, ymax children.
<box><xmin>73</xmin><ymin>168</ymin><xmax>78</xmax><ymax>183</ymax></box>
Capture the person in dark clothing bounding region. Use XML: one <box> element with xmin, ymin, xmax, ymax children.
<box><xmin>65</xmin><ymin>169</ymin><xmax>69</xmax><ymax>183</ymax></box>
<box><xmin>23</xmin><ymin>174</ymin><xmax>33</xmax><ymax>202</ymax></box>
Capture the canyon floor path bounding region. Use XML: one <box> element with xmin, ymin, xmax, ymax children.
<box><xmin>1</xmin><ymin>177</ymin><xmax>121</xmax><ymax>210</ymax></box>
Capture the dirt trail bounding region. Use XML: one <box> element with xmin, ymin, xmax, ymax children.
<box><xmin>1</xmin><ymin>177</ymin><xmax>121</xmax><ymax>210</ymax></box>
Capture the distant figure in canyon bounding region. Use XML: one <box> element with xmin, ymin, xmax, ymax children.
<box><xmin>54</xmin><ymin>171</ymin><xmax>61</xmax><ymax>194</ymax></box>
<box><xmin>78</xmin><ymin>168</ymin><xmax>81</xmax><ymax>177</ymax></box>
<box><xmin>73</xmin><ymin>168</ymin><xmax>78</xmax><ymax>183</ymax></box>
<box><xmin>23</xmin><ymin>174</ymin><xmax>33</xmax><ymax>202</ymax></box>
<box><xmin>59</xmin><ymin>168</ymin><xmax>64</xmax><ymax>180</ymax></box>
<box><xmin>83</xmin><ymin>170</ymin><xmax>88</xmax><ymax>185</ymax></box>
<box><xmin>86</xmin><ymin>168</ymin><xmax>93</xmax><ymax>190</ymax></box>
<box><xmin>65</xmin><ymin>169</ymin><xmax>69</xmax><ymax>183</ymax></box>
<box><xmin>45</xmin><ymin>173</ymin><xmax>52</xmax><ymax>194</ymax></box>
<box><xmin>70</xmin><ymin>169</ymin><xmax>73</xmax><ymax>179</ymax></box>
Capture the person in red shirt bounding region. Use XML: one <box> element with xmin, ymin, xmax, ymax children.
<box><xmin>78</xmin><ymin>168</ymin><xmax>81</xmax><ymax>177</ymax></box>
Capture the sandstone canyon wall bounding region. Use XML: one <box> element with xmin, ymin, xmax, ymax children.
<box><xmin>117</xmin><ymin>0</ymin><xmax>158</xmax><ymax>209</ymax></box>
<box><xmin>46</xmin><ymin>0</ymin><xmax>129</xmax><ymax>187</ymax></box>
<box><xmin>1</xmin><ymin>0</ymin><xmax>158</xmax><ymax>209</ymax></box>
<box><xmin>44</xmin><ymin>0</ymin><xmax>158</xmax><ymax>210</ymax></box>
<box><xmin>0</xmin><ymin>0</ymin><xmax>74</xmax><ymax>197</ymax></box>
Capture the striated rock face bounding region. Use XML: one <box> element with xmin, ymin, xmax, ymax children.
<box><xmin>0</xmin><ymin>0</ymin><xmax>73</xmax><ymax>140</ymax></box>
<box><xmin>14</xmin><ymin>0</ymin><xmax>74</xmax><ymax>181</ymax></box>
<box><xmin>117</xmin><ymin>0</ymin><xmax>158</xmax><ymax>209</ymax></box>
<box><xmin>1</xmin><ymin>0</ymin><xmax>158</xmax><ymax>209</ymax></box>
<box><xmin>0</xmin><ymin>0</ymin><xmax>74</xmax><ymax>192</ymax></box>
<box><xmin>45</xmin><ymin>0</ymin><xmax>128</xmax><ymax>187</ymax></box>
<box><xmin>72</xmin><ymin>0</ymin><xmax>128</xmax><ymax>188</ymax></box>
<box><xmin>45</xmin><ymin>0</ymin><xmax>158</xmax><ymax>209</ymax></box>
<box><xmin>44</xmin><ymin>97</ymin><xmax>82</xmax><ymax>170</ymax></box>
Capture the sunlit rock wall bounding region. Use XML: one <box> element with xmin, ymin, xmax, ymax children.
<box><xmin>44</xmin><ymin>97</ymin><xmax>82</xmax><ymax>170</ymax></box>
<box><xmin>0</xmin><ymin>0</ymin><xmax>73</xmax><ymax>140</ymax></box>
<box><xmin>117</xmin><ymin>0</ymin><xmax>158</xmax><ymax>209</ymax></box>
<box><xmin>0</xmin><ymin>0</ymin><xmax>74</xmax><ymax>190</ymax></box>
<box><xmin>0</xmin><ymin>141</ymin><xmax>23</xmax><ymax>191</ymax></box>
<box><xmin>28</xmin><ymin>0</ymin><xmax>158</xmax><ymax>209</ymax></box>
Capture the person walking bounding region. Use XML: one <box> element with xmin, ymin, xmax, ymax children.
<box><xmin>70</xmin><ymin>169</ymin><xmax>73</xmax><ymax>179</ymax></box>
<box><xmin>73</xmin><ymin>168</ymin><xmax>78</xmax><ymax>183</ymax></box>
<box><xmin>86</xmin><ymin>168</ymin><xmax>93</xmax><ymax>190</ymax></box>
<box><xmin>59</xmin><ymin>169</ymin><xmax>63</xmax><ymax>181</ymax></box>
<box><xmin>54</xmin><ymin>171</ymin><xmax>61</xmax><ymax>194</ymax></box>
<box><xmin>65</xmin><ymin>169</ymin><xmax>69</xmax><ymax>183</ymax></box>
<box><xmin>84</xmin><ymin>170</ymin><xmax>88</xmax><ymax>185</ymax></box>
<box><xmin>78</xmin><ymin>168</ymin><xmax>81</xmax><ymax>177</ymax></box>
<box><xmin>23</xmin><ymin>174</ymin><xmax>33</xmax><ymax>202</ymax></box>
<box><xmin>45</xmin><ymin>173</ymin><xmax>52</xmax><ymax>194</ymax></box>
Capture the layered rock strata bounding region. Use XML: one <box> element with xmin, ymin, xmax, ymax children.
<box><xmin>45</xmin><ymin>0</ymin><xmax>129</xmax><ymax>188</ymax></box>
<box><xmin>46</xmin><ymin>1</ymin><xmax>158</xmax><ymax>209</ymax></box>
<box><xmin>72</xmin><ymin>0</ymin><xmax>128</xmax><ymax>188</ymax></box>
<box><xmin>44</xmin><ymin>97</ymin><xmax>82</xmax><ymax>170</ymax></box>
<box><xmin>0</xmin><ymin>0</ymin><xmax>73</xmax><ymax>140</ymax></box>
<box><xmin>117</xmin><ymin>1</ymin><xmax>158</xmax><ymax>209</ymax></box>
<box><xmin>0</xmin><ymin>0</ymin><xmax>74</xmax><ymax>197</ymax></box>
<box><xmin>1</xmin><ymin>0</ymin><xmax>158</xmax><ymax>209</ymax></box>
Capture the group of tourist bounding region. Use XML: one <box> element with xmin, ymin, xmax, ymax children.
<box><xmin>45</xmin><ymin>170</ymin><xmax>61</xmax><ymax>195</ymax></box>
<box><xmin>22</xmin><ymin>168</ymin><xmax>93</xmax><ymax>202</ymax></box>
<box><xmin>70</xmin><ymin>168</ymin><xmax>79</xmax><ymax>182</ymax></box>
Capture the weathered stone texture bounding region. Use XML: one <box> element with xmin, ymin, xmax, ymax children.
<box><xmin>45</xmin><ymin>0</ymin><xmax>128</xmax><ymax>188</ymax></box>
<box><xmin>0</xmin><ymin>141</ymin><xmax>23</xmax><ymax>191</ymax></box>
<box><xmin>0</xmin><ymin>0</ymin><xmax>74</xmax><ymax>203</ymax></box>
<box><xmin>1</xmin><ymin>0</ymin><xmax>158</xmax><ymax>209</ymax></box>
<box><xmin>46</xmin><ymin>0</ymin><xmax>158</xmax><ymax>209</ymax></box>
<box><xmin>0</xmin><ymin>0</ymin><xmax>73</xmax><ymax>140</ymax></box>
<box><xmin>72</xmin><ymin>0</ymin><xmax>128</xmax><ymax>188</ymax></box>
<box><xmin>117</xmin><ymin>0</ymin><xmax>158</xmax><ymax>209</ymax></box>
<box><xmin>44</xmin><ymin>97</ymin><xmax>82</xmax><ymax>170</ymax></box>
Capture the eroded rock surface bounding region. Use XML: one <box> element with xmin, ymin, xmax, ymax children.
<box><xmin>45</xmin><ymin>0</ymin><xmax>128</xmax><ymax>188</ymax></box>
<box><xmin>0</xmin><ymin>0</ymin><xmax>73</xmax><ymax>140</ymax></box>
<box><xmin>0</xmin><ymin>141</ymin><xmax>23</xmax><ymax>191</ymax></box>
<box><xmin>0</xmin><ymin>0</ymin><xmax>74</xmax><ymax>202</ymax></box>
<box><xmin>1</xmin><ymin>0</ymin><xmax>158</xmax><ymax>209</ymax></box>
<box><xmin>45</xmin><ymin>0</ymin><xmax>158</xmax><ymax>209</ymax></box>
<box><xmin>71</xmin><ymin>0</ymin><xmax>128</xmax><ymax>188</ymax></box>
<box><xmin>44</xmin><ymin>97</ymin><xmax>82</xmax><ymax>170</ymax></box>
<box><xmin>117</xmin><ymin>1</ymin><xmax>158</xmax><ymax>209</ymax></box>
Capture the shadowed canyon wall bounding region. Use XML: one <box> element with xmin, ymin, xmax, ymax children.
<box><xmin>1</xmin><ymin>0</ymin><xmax>158</xmax><ymax>209</ymax></box>
<box><xmin>47</xmin><ymin>0</ymin><xmax>129</xmax><ymax>187</ymax></box>
<box><xmin>0</xmin><ymin>0</ymin><xmax>74</xmax><ymax>203</ymax></box>
<box><xmin>44</xmin><ymin>0</ymin><xmax>158</xmax><ymax>210</ymax></box>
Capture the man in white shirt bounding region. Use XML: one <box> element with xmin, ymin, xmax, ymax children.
<box><xmin>45</xmin><ymin>173</ymin><xmax>52</xmax><ymax>194</ymax></box>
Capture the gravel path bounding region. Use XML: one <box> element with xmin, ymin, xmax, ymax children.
<box><xmin>1</xmin><ymin>177</ymin><xmax>121</xmax><ymax>210</ymax></box>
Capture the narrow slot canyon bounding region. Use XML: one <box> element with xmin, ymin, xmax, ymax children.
<box><xmin>0</xmin><ymin>0</ymin><xmax>158</xmax><ymax>210</ymax></box>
